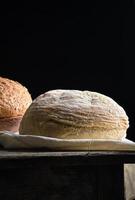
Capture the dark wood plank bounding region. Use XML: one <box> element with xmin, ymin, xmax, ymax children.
<box><xmin>0</xmin><ymin>150</ymin><xmax>135</xmax><ymax>164</ymax></box>
<box><xmin>0</xmin><ymin>159</ymin><xmax>125</xmax><ymax>200</ymax></box>
<box><xmin>97</xmin><ymin>165</ymin><xmax>124</xmax><ymax>200</ymax></box>
<box><xmin>0</xmin><ymin>161</ymin><xmax>98</xmax><ymax>200</ymax></box>
<box><xmin>0</xmin><ymin>150</ymin><xmax>134</xmax><ymax>200</ymax></box>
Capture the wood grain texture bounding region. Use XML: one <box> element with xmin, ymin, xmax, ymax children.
<box><xmin>0</xmin><ymin>150</ymin><xmax>135</xmax><ymax>163</ymax></box>
<box><xmin>0</xmin><ymin>150</ymin><xmax>135</xmax><ymax>200</ymax></box>
<box><xmin>0</xmin><ymin>163</ymin><xmax>97</xmax><ymax>200</ymax></box>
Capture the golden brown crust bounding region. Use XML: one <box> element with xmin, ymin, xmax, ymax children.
<box><xmin>19</xmin><ymin>90</ymin><xmax>129</xmax><ymax>140</ymax></box>
<box><xmin>0</xmin><ymin>116</ymin><xmax>22</xmax><ymax>132</ymax></box>
<box><xmin>0</xmin><ymin>77</ymin><xmax>32</xmax><ymax>118</ymax></box>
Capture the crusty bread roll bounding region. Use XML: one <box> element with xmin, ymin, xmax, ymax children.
<box><xmin>19</xmin><ymin>90</ymin><xmax>129</xmax><ymax>140</ymax></box>
<box><xmin>0</xmin><ymin>77</ymin><xmax>32</xmax><ymax>131</ymax></box>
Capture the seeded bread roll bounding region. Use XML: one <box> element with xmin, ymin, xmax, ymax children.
<box><xmin>0</xmin><ymin>77</ymin><xmax>32</xmax><ymax>131</ymax></box>
<box><xmin>19</xmin><ymin>90</ymin><xmax>129</xmax><ymax>140</ymax></box>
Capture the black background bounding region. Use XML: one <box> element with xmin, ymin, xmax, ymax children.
<box><xmin>0</xmin><ymin>2</ymin><xmax>135</xmax><ymax>140</ymax></box>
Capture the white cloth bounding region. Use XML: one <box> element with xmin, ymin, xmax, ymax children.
<box><xmin>124</xmin><ymin>164</ymin><xmax>135</xmax><ymax>200</ymax></box>
<box><xmin>0</xmin><ymin>131</ymin><xmax>135</xmax><ymax>150</ymax></box>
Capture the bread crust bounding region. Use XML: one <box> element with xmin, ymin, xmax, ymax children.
<box><xmin>0</xmin><ymin>116</ymin><xmax>22</xmax><ymax>132</ymax></box>
<box><xmin>0</xmin><ymin>77</ymin><xmax>32</xmax><ymax>118</ymax></box>
<box><xmin>19</xmin><ymin>90</ymin><xmax>129</xmax><ymax>140</ymax></box>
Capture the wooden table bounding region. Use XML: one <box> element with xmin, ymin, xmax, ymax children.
<box><xmin>0</xmin><ymin>150</ymin><xmax>135</xmax><ymax>200</ymax></box>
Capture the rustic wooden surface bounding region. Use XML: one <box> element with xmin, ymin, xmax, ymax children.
<box><xmin>0</xmin><ymin>149</ymin><xmax>135</xmax><ymax>163</ymax></box>
<box><xmin>0</xmin><ymin>150</ymin><xmax>135</xmax><ymax>200</ymax></box>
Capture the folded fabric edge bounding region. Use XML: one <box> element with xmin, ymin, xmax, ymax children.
<box><xmin>0</xmin><ymin>131</ymin><xmax>134</xmax><ymax>143</ymax></box>
<box><xmin>0</xmin><ymin>131</ymin><xmax>135</xmax><ymax>150</ymax></box>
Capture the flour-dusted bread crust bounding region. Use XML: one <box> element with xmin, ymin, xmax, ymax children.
<box><xmin>0</xmin><ymin>77</ymin><xmax>32</xmax><ymax>131</ymax></box>
<box><xmin>19</xmin><ymin>90</ymin><xmax>129</xmax><ymax>140</ymax></box>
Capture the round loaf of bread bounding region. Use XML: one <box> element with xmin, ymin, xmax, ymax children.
<box><xmin>19</xmin><ymin>90</ymin><xmax>129</xmax><ymax>140</ymax></box>
<box><xmin>0</xmin><ymin>77</ymin><xmax>32</xmax><ymax>131</ymax></box>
